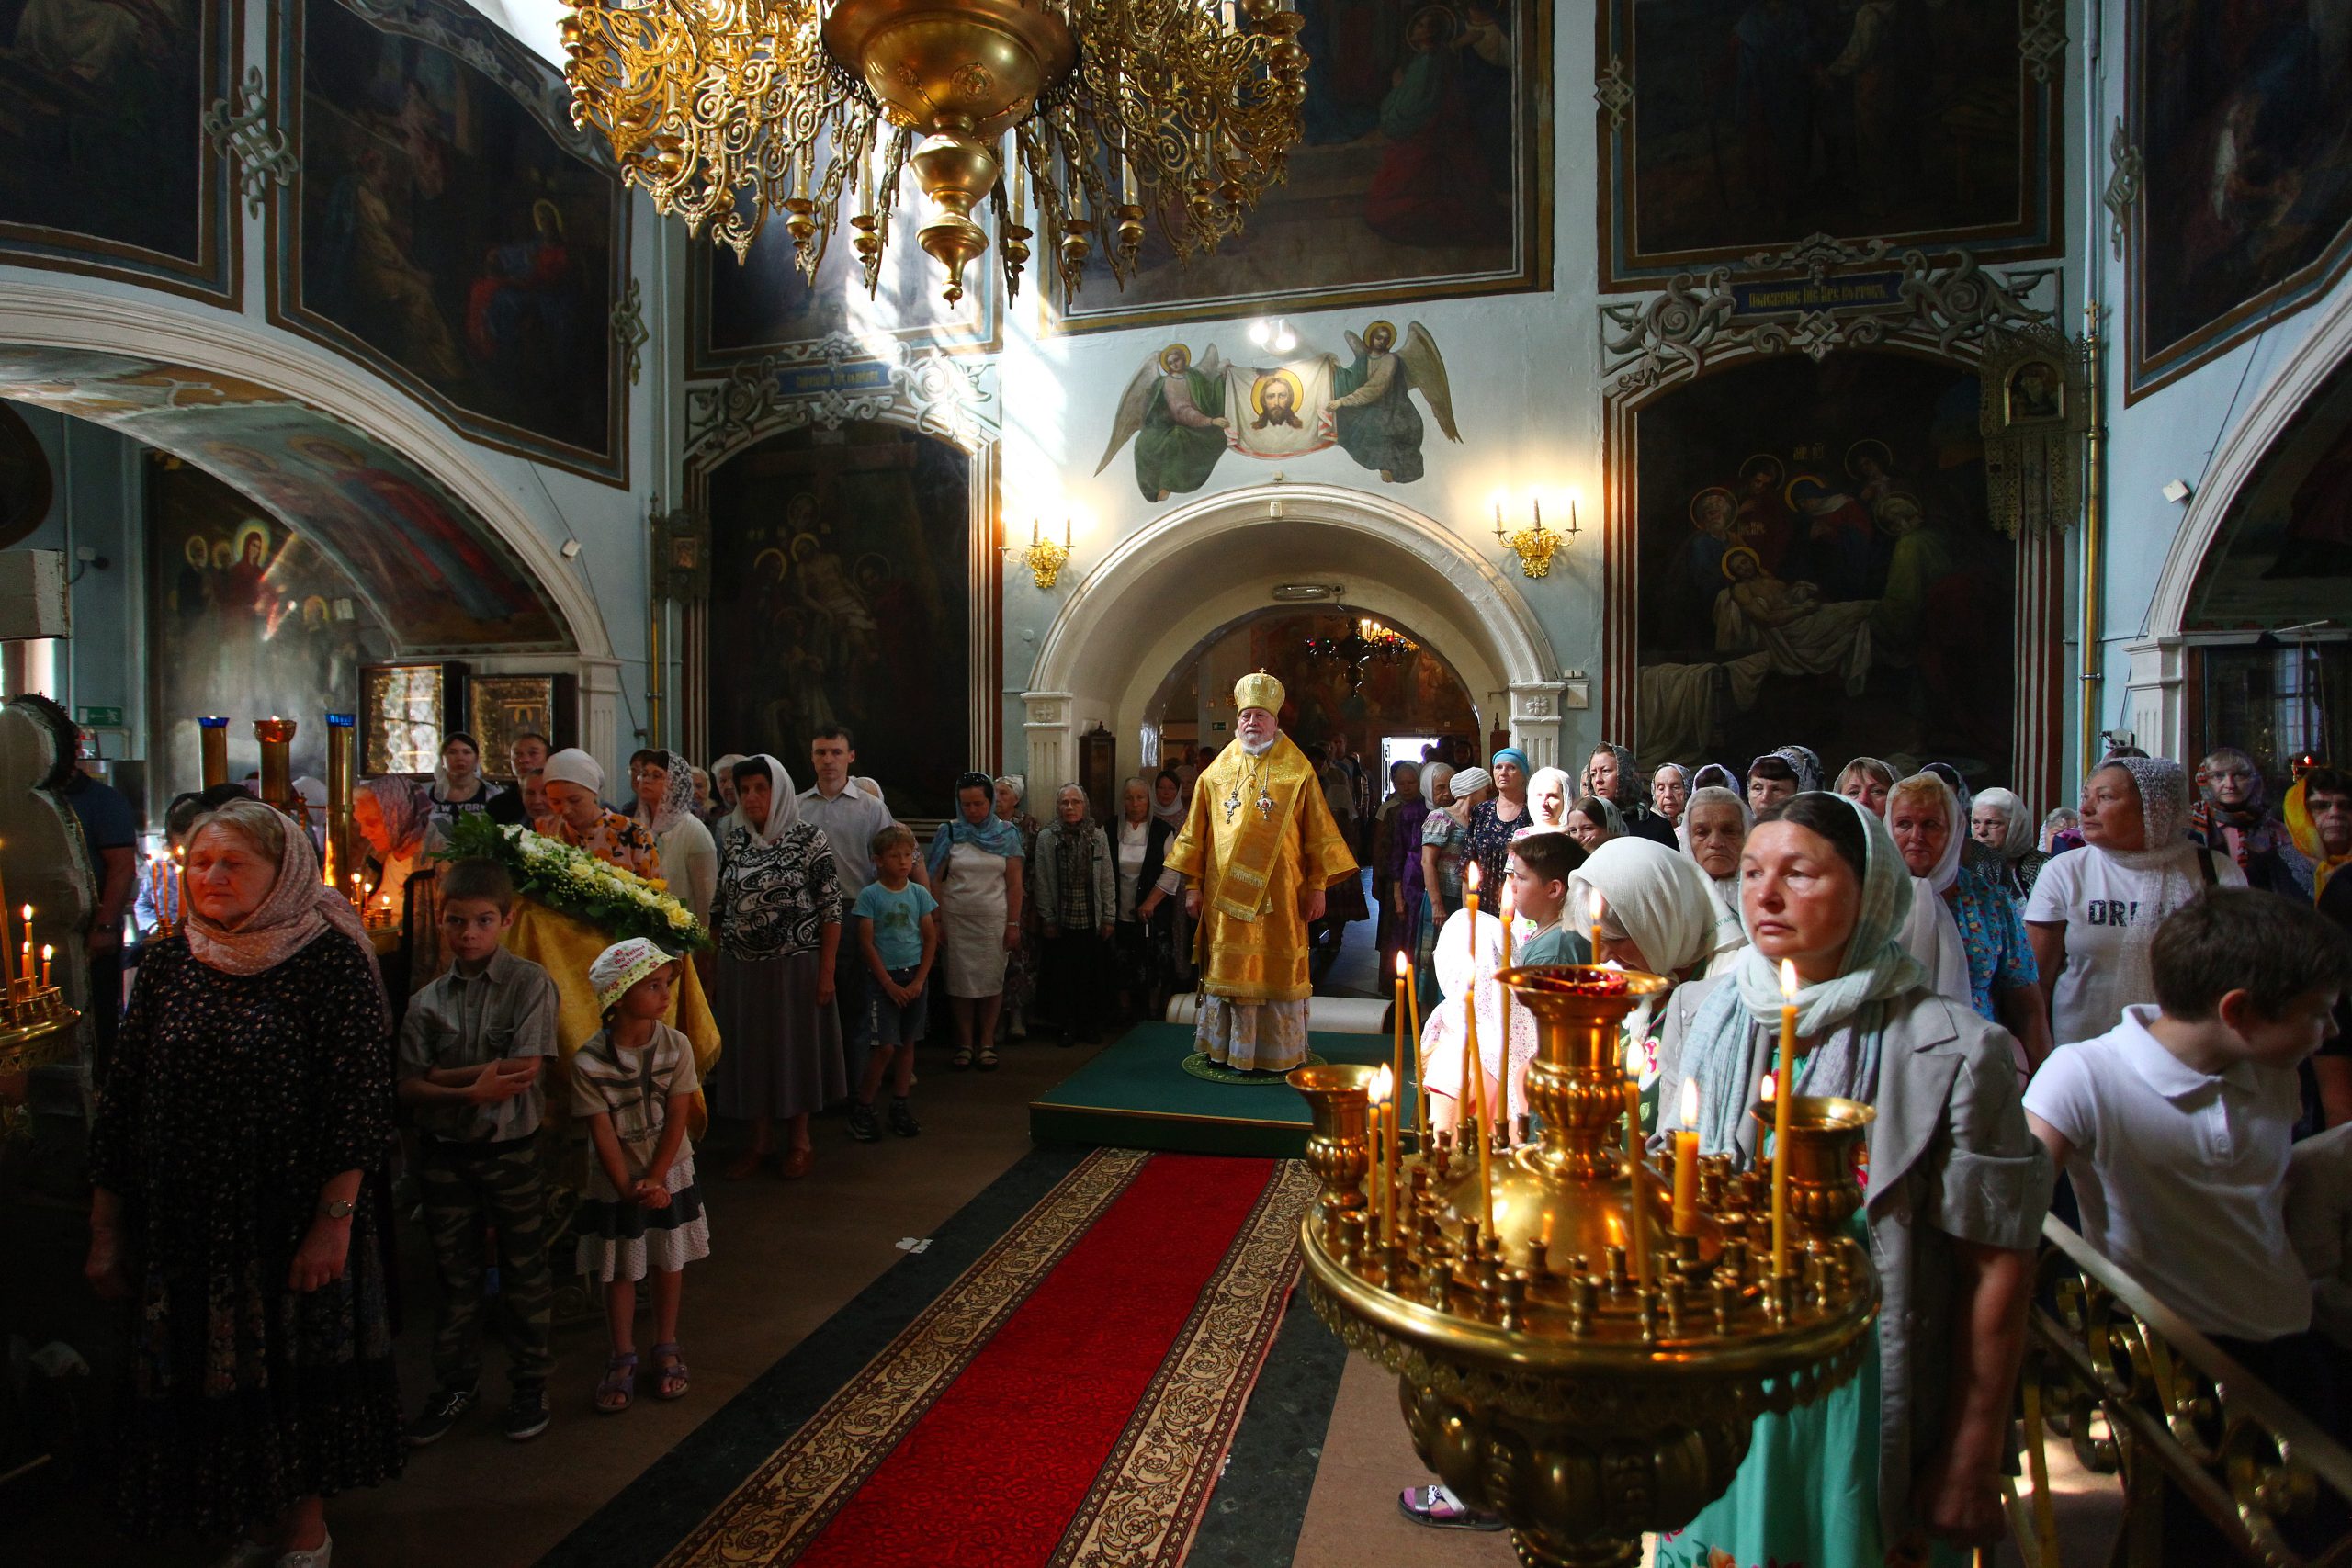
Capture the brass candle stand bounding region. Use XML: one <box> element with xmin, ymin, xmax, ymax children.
<box><xmin>0</xmin><ymin>966</ymin><xmax>80</xmax><ymax>1079</ymax></box>
<box><xmin>1291</xmin><ymin>965</ymin><xmax>1879</xmax><ymax>1568</ymax></box>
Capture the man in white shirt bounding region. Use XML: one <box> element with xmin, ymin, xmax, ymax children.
<box><xmin>797</xmin><ymin>727</ymin><xmax>929</xmax><ymax>1066</ymax></box>
<box><xmin>2024</xmin><ymin>889</ymin><xmax>2349</xmax><ymax>1438</ymax></box>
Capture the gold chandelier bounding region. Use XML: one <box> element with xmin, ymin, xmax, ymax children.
<box><xmin>560</xmin><ymin>0</ymin><xmax>1311</xmax><ymax>306</ymax></box>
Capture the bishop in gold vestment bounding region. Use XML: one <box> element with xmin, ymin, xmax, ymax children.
<box><xmin>1163</xmin><ymin>674</ymin><xmax>1359</xmax><ymax>1072</ymax></box>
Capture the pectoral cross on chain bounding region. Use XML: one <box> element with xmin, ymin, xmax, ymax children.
<box><xmin>1223</xmin><ymin>779</ymin><xmax>1244</xmax><ymax>824</ymax></box>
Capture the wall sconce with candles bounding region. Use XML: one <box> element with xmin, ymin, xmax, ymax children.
<box><xmin>1008</xmin><ymin>517</ymin><xmax>1074</xmax><ymax>591</ymax></box>
<box><xmin>1492</xmin><ymin>494</ymin><xmax>1579</xmax><ymax>579</ymax></box>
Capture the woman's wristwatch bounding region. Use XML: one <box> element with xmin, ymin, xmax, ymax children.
<box><xmin>317</xmin><ymin>1198</ymin><xmax>355</xmax><ymax>1221</ymax></box>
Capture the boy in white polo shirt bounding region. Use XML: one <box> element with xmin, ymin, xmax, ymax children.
<box><xmin>2025</xmin><ymin>888</ymin><xmax>2350</xmax><ymax>1433</ymax></box>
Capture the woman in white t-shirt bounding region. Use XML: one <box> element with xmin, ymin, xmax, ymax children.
<box><xmin>2025</xmin><ymin>756</ymin><xmax>2245</xmax><ymax>1046</ymax></box>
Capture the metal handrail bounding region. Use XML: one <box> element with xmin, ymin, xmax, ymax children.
<box><xmin>2007</xmin><ymin>1214</ymin><xmax>2352</xmax><ymax>1568</ymax></box>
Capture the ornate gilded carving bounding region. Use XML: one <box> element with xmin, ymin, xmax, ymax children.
<box><xmin>201</xmin><ymin>67</ymin><xmax>298</xmax><ymax>220</ymax></box>
<box><xmin>2018</xmin><ymin>0</ymin><xmax>2068</xmax><ymax>83</ymax></box>
<box><xmin>1978</xmin><ymin>324</ymin><xmax>2089</xmax><ymax>536</ymax></box>
<box><xmin>2015</xmin><ymin>1219</ymin><xmax>2352</xmax><ymax>1565</ymax></box>
<box><xmin>1600</xmin><ymin>247</ymin><xmax>2058</xmax><ymax>393</ymax></box>
<box><xmin>610</xmin><ymin>277</ymin><xmax>649</xmax><ymax>388</ymax></box>
<box><xmin>2105</xmin><ymin>118</ymin><xmax>2144</xmax><ymax>262</ymax></box>
<box><xmin>1594</xmin><ymin>55</ymin><xmax>1634</xmax><ymax>130</ymax></box>
<box><xmin>684</xmin><ymin>331</ymin><xmax>996</xmax><ymax>457</ymax></box>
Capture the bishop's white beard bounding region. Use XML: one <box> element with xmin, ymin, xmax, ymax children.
<box><xmin>1239</xmin><ymin>730</ymin><xmax>1281</xmax><ymax>757</ymax></box>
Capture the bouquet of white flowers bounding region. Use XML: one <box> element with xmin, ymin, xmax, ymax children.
<box><xmin>439</xmin><ymin>812</ymin><xmax>710</xmax><ymax>953</ymax></box>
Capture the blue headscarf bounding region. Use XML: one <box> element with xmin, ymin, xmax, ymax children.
<box><xmin>928</xmin><ymin>770</ymin><xmax>1024</xmax><ymax>876</ymax></box>
<box><xmin>1491</xmin><ymin>746</ymin><xmax>1532</xmax><ymax>779</ymax></box>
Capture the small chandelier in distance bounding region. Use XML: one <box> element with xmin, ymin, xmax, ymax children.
<box><xmin>560</xmin><ymin>0</ymin><xmax>1311</xmax><ymax>308</ymax></box>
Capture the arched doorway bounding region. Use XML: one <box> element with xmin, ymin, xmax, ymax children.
<box><xmin>1021</xmin><ymin>483</ymin><xmax>1563</xmax><ymax>791</ymax></box>
<box><xmin>2130</xmin><ymin>288</ymin><xmax>2352</xmax><ymax>763</ymax></box>
<box><xmin>1140</xmin><ymin>604</ymin><xmax>1480</xmax><ymax>778</ymax></box>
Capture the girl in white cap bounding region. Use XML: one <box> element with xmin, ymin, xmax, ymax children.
<box><xmin>572</xmin><ymin>938</ymin><xmax>709</xmax><ymax>1413</ymax></box>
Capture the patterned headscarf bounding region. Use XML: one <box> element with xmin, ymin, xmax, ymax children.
<box><xmin>362</xmin><ymin>775</ymin><xmax>433</xmax><ymax>860</ymax></box>
<box><xmin>1586</xmin><ymin>741</ymin><xmax>1642</xmax><ymax>808</ymax></box>
<box><xmin>1690</xmin><ymin>763</ymin><xmax>1742</xmax><ymax>796</ymax></box>
<box><xmin>2189</xmin><ymin>748</ymin><xmax>2314</xmax><ymax>892</ymax></box>
<box><xmin>1666</xmin><ymin>794</ymin><xmax>1928</xmax><ymax>1158</ymax></box>
<box><xmin>636</xmin><ymin>749</ymin><xmax>699</xmax><ymax>840</ymax></box>
<box><xmin>1750</xmin><ymin>745</ymin><xmax>1825</xmax><ymax>795</ymax></box>
<box><xmin>185</xmin><ymin>799</ymin><xmax>379</xmax><ymax>988</ymax></box>
<box><xmin>1571</xmin><ymin>795</ymin><xmax>1626</xmax><ymax>840</ymax></box>
<box><xmin>2099</xmin><ymin>756</ymin><xmax>2193</xmax><ymax>868</ymax></box>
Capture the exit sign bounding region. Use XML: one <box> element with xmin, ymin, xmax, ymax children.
<box><xmin>77</xmin><ymin>705</ymin><xmax>123</xmax><ymax>728</ymax></box>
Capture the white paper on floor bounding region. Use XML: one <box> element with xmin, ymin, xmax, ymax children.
<box><xmin>896</xmin><ymin>1236</ymin><xmax>933</xmax><ymax>1253</ymax></box>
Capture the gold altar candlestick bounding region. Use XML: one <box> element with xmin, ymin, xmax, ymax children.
<box><xmin>1772</xmin><ymin>960</ymin><xmax>1797</xmax><ymax>1277</ymax></box>
<box><xmin>198</xmin><ymin>716</ymin><xmax>230</xmax><ymax>790</ymax></box>
<box><xmin>253</xmin><ymin>717</ymin><xmax>300</xmax><ymax>820</ymax></box>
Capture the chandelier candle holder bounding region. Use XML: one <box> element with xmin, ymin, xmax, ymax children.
<box><xmin>1012</xmin><ymin>518</ymin><xmax>1072</xmax><ymax>590</ymax></box>
<box><xmin>1290</xmin><ymin>964</ymin><xmax>1879</xmax><ymax>1568</ymax></box>
<box><xmin>198</xmin><ymin>715</ymin><xmax>230</xmax><ymax>790</ymax></box>
<box><xmin>1493</xmin><ymin>496</ymin><xmax>1578</xmax><ymax>580</ymax></box>
<box><xmin>560</xmin><ymin>0</ymin><xmax>1310</xmax><ymax>307</ymax></box>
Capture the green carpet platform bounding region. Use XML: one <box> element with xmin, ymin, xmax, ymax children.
<box><xmin>1028</xmin><ymin>1021</ymin><xmax>1419</xmax><ymax>1157</ymax></box>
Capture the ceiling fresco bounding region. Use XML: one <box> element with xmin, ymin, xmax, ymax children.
<box><xmin>0</xmin><ymin>345</ymin><xmax>570</xmax><ymax>652</ymax></box>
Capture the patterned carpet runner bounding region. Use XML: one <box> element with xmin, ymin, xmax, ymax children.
<box><xmin>658</xmin><ymin>1149</ymin><xmax>1312</xmax><ymax>1568</ymax></box>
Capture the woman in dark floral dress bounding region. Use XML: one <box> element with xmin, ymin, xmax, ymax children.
<box><xmin>709</xmin><ymin>754</ymin><xmax>845</xmax><ymax>1180</ymax></box>
<box><xmin>85</xmin><ymin>795</ymin><xmax>401</xmax><ymax>1563</ymax></box>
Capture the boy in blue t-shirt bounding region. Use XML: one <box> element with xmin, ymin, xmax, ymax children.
<box><xmin>850</xmin><ymin>824</ymin><xmax>939</xmax><ymax>1141</ymax></box>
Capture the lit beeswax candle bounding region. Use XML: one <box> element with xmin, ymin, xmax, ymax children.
<box><xmin>1672</xmin><ymin>1077</ymin><xmax>1700</xmax><ymax>1235</ymax></box>
<box><xmin>1772</xmin><ymin>960</ymin><xmax>1797</xmax><ymax>1277</ymax></box>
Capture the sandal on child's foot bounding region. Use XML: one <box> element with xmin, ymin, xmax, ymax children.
<box><xmin>951</xmin><ymin>1047</ymin><xmax>973</xmax><ymax>1070</ymax></box>
<box><xmin>650</xmin><ymin>1342</ymin><xmax>690</xmax><ymax>1401</ymax></box>
<box><xmin>595</xmin><ymin>1353</ymin><xmax>638</xmax><ymax>1414</ymax></box>
<box><xmin>1398</xmin><ymin>1484</ymin><xmax>1505</xmax><ymax>1531</ymax></box>
<box><xmin>977</xmin><ymin>1046</ymin><xmax>1001</xmax><ymax>1071</ymax></box>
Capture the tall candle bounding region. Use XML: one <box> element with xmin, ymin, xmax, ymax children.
<box><xmin>39</xmin><ymin>943</ymin><xmax>51</xmax><ymax>990</ymax></box>
<box><xmin>1404</xmin><ymin>953</ymin><xmax>1425</xmax><ymax>1137</ymax></box>
<box><xmin>1772</xmin><ymin>959</ymin><xmax>1798</xmax><ymax>1276</ymax></box>
<box><xmin>1624</xmin><ymin>1074</ymin><xmax>1651</xmax><ymax>1295</ymax></box>
<box><xmin>1390</xmin><ymin>951</ymin><xmax>1409</xmax><ymax>1148</ymax></box>
<box><xmin>1370</xmin><ymin>1065</ymin><xmax>1396</xmax><ymax>1247</ymax></box>
<box><xmin>1672</xmin><ymin>1077</ymin><xmax>1700</xmax><ymax>1235</ymax></box>
<box><xmin>1497</xmin><ymin>879</ymin><xmax>1515</xmax><ymax>1127</ymax></box>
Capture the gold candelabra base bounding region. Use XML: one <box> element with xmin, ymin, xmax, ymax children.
<box><xmin>1293</xmin><ymin>966</ymin><xmax>1880</xmax><ymax>1566</ymax></box>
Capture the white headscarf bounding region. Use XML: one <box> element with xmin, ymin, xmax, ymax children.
<box><xmin>1525</xmin><ymin>765</ymin><xmax>1573</xmax><ymax>831</ymax></box>
<box><xmin>1971</xmin><ymin>786</ymin><xmax>2034</xmax><ymax>861</ymax></box>
<box><xmin>1677</xmin><ymin>784</ymin><xmax>1753</xmax><ymax>972</ymax></box>
<box><xmin>2088</xmin><ymin>757</ymin><xmax>2210</xmax><ymax>1010</ymax></box>
<box><xmin>1891</xmin><ymin>772</ymin><xmax>1972</xmax><ymax>1010</ymax></box>
<box><xmin>726</xmin><ymin>754</ymin><xmax>802</xmax><ymax>850</ymax></box>
<box><xmin>543</xmin><ymin>748</ymin><xmax>605</xmax><ymax>795</ymax></box>
<box><xmin>1569</xmin><ymin>838</ymin><xmax>1718</xmax><ymax>979</ymax></box>
<box><xmin>1569</xmin><ymin>836</ymin><xmax>1723</xmax><ymax>1061</ymax></box>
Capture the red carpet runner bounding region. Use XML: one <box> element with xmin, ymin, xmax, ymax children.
<box><xmin>662</xmin><ymin>1149</ymin><xmax>1312</xmax><ymax>1568</ymax></box>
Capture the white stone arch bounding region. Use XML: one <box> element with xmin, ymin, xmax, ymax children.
<box><xmin>2123</xmin><ymin>282</ymin><xmax>2352</xmax><ymax>755</ymax></box>
<box><xmin>2143</xmin><ymin>280</ymin><xmax>2352</xmax><ymax>639</ymax></box>
<box><xmin>1020</xmin><ymin>482</ymin><xmax>1563</xmax><ymax>788</ymax></box>
<box><xmin>0</xmin><ymin>276</ymin><xmax>614</xmax><ymax>660</ymax></box>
